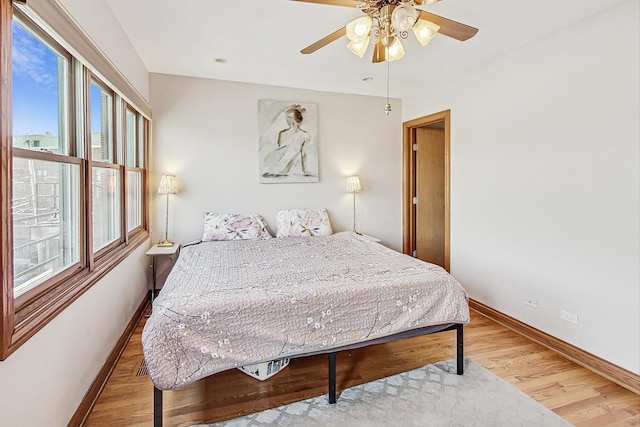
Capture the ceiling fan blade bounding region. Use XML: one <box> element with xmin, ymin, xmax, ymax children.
<box><xmin>301</xmin><ymin>27</ymin><xmax>347</xmax><ymax>54</ymax></box>
<box><xmin>418</xmin><ymin>10</ymin><xmax>478</xmax><ymax>41</ymax></box>
<box><xmin>372</xmin><ymin>39</ymin><xmax>386</xmax><ymax>63</ymax></box>
<box><xmin>291</xmin><ymin>0</ymin><xmax>360</xmax><ymax>7</ymax></box>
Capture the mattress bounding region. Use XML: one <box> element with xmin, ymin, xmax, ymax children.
<box><xmin>142</xmin><ymin>232</ymin><xmax>469</xmax><ymax>390</ymax></box>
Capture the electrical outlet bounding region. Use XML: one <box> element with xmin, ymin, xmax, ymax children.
<box><xmin>523</xmin><ymin>297</ymin><xmax>537</xmax><ymax>309</ymax></box>
<box><xmin>561</xmin><ymin>310</ymin><xmax>579</xmax><ymax>325</ymax></box>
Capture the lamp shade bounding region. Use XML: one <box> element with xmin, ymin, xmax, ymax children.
<box><xmin>347</xmin><ymin>36</ymin><xmax>371</xmax><ymax>58</ymax></box>
<box><xmin>158</xmin><ymin>175</ymin><xmax>178</xmax><ymax>194</ymax></box>
<box><xmin>391</xmin><ymin>3</ymin><xmax>419</xmax><ymax>32</ymax></box>
<box><xmin>345</xmin><ymin>175</ymin><xmax>362</xmax><ymax>193</ymax></box>
<box><xmin>346</xmin><ymin>16</ymin><xmax>373</xmax><ymax>42</ymax></box>
<box><xmin>413</xmin><ymin>20</ymin><xmax>440</xmax><ymax>46</ymax></box>
<box><xmin>386</xmin><ymin>38</ymin><xmax>405</xmax><ymax>61</ymax></box>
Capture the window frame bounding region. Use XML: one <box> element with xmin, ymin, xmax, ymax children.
<box><xmin>0</xmin><ymin>1</ymin><xmax>150</xmax><ymax>360</ymax></box>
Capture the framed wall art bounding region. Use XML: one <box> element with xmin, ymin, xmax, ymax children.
<box><xmin>258</xmin><ymin>100</ymin><xmax>318</xmax><ymax>183</ymax></box>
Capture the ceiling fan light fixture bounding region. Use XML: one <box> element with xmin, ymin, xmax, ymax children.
<box><xmin>347</xmin><ymin>36</ymin><xmax>371</xmax><ymax>58</ymax></box>
<box><xmin>391</xmin><ymin>4</ymin><xmax>419</xmax><ymax>32</ymax></box>
<box><xmin>413</xmin><ymin>20</ymin><xmax>440</xmax><ymax>46</ymax></box>
<box><xmin>381</xmin><ymin>34</ymin><xmax>396</xmax><ymax>48</ymax></box>
<box><xmin>346</xmin><ymin>16</ymin><xmax>373</xmax><ymax>42</ymax></box>
<box><xmin>386</xmin><ymin>38</ymin><xmax>405</xmax><ymax>62</ymax></box>
<box><xmin>372</xmin><ymin>38</ymin><xmax>386</xmax><ymax>62</ymax></box>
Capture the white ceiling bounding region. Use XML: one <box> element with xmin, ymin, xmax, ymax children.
<box><xmin>103</xmin><ymin>0</ymin><xmax>626</xmax><ymax>100</ymax></box>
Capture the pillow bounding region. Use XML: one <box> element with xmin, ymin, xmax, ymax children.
<box><xmin>202</xmin><ymin>212</ymin><xmax>272</xmax><ymax>241</ymax></box>
<box><xmin>276</xmin><ymin>208</ymin><xmax>333</xmax><ymax>237</ymax></box>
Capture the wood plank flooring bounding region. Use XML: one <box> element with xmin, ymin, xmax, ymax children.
<box><xmin>83</xmin><ymin>309</ymin><xmax>640</xmax><ymax>426</ymax></box>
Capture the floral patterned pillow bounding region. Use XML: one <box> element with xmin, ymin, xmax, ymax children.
<box><xmin>202</xmin><ymin>212</ymin><xmax>272</xmax><ymax>241</ymax></box>
<box><xmin>275</xmin><ymin>208</ymin><xmax>333</xmax><ymax>237</ymax></box>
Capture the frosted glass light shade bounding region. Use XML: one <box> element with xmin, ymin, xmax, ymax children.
<box><xmin>386</xmin><ymin>38</ymin><xmax>405</xmax><ymax>61</ymax></box>
<box><xmin>345</xmin><ymin>175</ymin><xmax>362</xmax><ymax>193</ymax></box>
<box><xmin>347</xmin><ymin>36</ymin><xmax>371</xmax><ymax>58</ymax></box>
<box><xmin>413</xmin><ymin>20</ymin><xmax>440</xmax><ymax>46</ymax></box>
<box><xmin>158</xmin><ymin>175</ymin><xmax>178</xmax><ymax>194</ymax></box>
<box><xmin>346</xmin><ymin>16</ymin><xmax>373</xmax><ymax>42</ymax></box>
<box><xmin>391</xmin><ymin>4</ymin><xmax>419</xmax><ymax>32</ymax></box>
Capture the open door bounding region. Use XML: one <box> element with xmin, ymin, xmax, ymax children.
<box><xmin>402</xmin><ymin>110</ymin><xmax>450</xmax><ymax>271</ymax></box>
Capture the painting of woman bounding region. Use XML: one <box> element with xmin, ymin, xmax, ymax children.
<box><xmin>258</xmin><ymin>100</ymin><xmax>318</xmax><ymax>183</ymax></box>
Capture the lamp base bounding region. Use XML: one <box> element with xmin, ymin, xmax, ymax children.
<box><xmin>158</xmin><ymin>239</ymin><xmax>174</xmax><ymax>247</ymax></box>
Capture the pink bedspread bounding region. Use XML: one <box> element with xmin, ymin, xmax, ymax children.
<box><xmin>142</xmin><ymin>232</ymin><xmax>469</xmax><ymax>390</ymax></box>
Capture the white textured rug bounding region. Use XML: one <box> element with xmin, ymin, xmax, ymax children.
<box><xmin>195</xmin><ymin>359</ymin><xmax>573</xmax><ymax>427</ymax></box>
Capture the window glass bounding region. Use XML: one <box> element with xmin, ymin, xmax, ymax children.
<box><xmin>12</xmin><ymin>158</ymin><xmax>80</xmax><ymax>297</ymax></box>
<box><xmin>90</xmin><ymin>81</ymin><xmax>113</xmax><ymax>162</ymax></box>
<box><xmin>125</xmin><ymin>108</ymin><xmax>137</xmax><ymax>167</ymax></box>
<box><xmin>127</xmin><ymin>170</ymin><xmax>142</xmax><ymax>231</ymax></box>
<box><xmin>138</xmin><ymin>117</ymin><xmax>147</xmax><ymax>168</ymax></box>
<box><xmin>92</xmin><ymin>167</ymin><xmax>121</xmax><ymax>251</ymax></box>
<box><xmin>11</xmin><ymin>19</ymin><xmax>68</xmax><ymax>155</ymax></box>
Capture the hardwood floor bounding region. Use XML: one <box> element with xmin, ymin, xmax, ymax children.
<box><xmin>84</xmin><ymin>309</ymin><xmax>640</xmax><ymax>426</ymax></box>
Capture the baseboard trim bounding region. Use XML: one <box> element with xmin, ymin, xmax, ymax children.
<box><xmin>68</xmin><ymin>296</ymin><xmax>149</xmax><ymax>427</ymax></box>
<box><xmin>469</xmin><ymin>299</ymin><xmax>640</xmax><ymax>395</ymax></box>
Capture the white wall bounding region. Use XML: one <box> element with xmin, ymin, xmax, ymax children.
<box><xmin>404</xmin><ymin>0</ymin><xmax>640</xmax><ymax>373</ymax></box>
<box><xmin>0</xmin><ymin>245</ymin><xmax>149</xmax><ymax>426</ymax></box>
<box><xmin>0</xmin><ymin>2</ymin><xmax>152</xmax><ymax>425</ymax></box>
<box><xmin>150</xmin><ymin>74</ymin><xmax>404</xmax><ymax>251</ymax></box>
<box><xmin>58</xmin><ymin>0</ymin><xmax>150</xmax><ymax>100</ymax></box>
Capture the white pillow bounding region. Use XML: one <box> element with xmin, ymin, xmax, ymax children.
<box><xmin>276</xmin><ymin>208</ymin><xmax>333</xmax><ymax>237</ymax></box>
<box><xmin>202</xmin><ymin>212</ymin><xmax>272</xmax><ymax>241</ymax></box>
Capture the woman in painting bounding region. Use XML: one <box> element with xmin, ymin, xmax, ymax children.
<box><xmin>262</xmin><ymin>105</ymin><xmax>312</xmax><ymax>178</ymax></box>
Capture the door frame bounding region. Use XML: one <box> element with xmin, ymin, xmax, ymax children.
<box><xmin>402</xmin><ymin>109</ymin><xmax>451</xmax><ymax>272</ymax></box>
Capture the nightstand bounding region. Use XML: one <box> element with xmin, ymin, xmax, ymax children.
<box><xmin>146</xmin><ymin>243</ymin><xmax>180</xmax><ymax>303</ymax></box>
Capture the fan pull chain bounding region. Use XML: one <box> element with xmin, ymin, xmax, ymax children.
<box><xmin>385</xmin><ymin>60</ymin><xmax>392</xmax><ymax>116</ymax></box>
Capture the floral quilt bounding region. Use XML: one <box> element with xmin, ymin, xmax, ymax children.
<box><xmin>142</xmin><ymin>232</ymin><xmax>469</xmax><ymax>390</ymax></box>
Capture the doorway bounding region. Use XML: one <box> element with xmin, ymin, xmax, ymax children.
<box><xmin>402</xmin><ymin>110</ymin><xmax>450</xmax><ymax>272</ymax></box>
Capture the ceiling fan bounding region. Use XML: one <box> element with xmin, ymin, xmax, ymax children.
<box><xmin>294</xmin><ymin>0</ymin><xmax>478</xmax><ymax>63</ymax></box>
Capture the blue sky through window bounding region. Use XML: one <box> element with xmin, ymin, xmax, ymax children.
<box><xmin>12</xmin><ymin>19</ymin><xmax>61</xmax><ymax>137</ymax></box>
<box><xmin>90</xmin><ymin>83</ymin><xmax>103</xmax><ymax>134</ymax></box>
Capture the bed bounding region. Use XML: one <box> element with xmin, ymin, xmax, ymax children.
<box><xmin>142</xmin><ymin>222</ymin><xmax>469</xmax><ymax>426</ymax></box>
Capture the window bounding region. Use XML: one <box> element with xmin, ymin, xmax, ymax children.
<box><xmin>11</xmin><ymin>16</ymin><xmax>79</xmax><ymax>297</ymax></box>
<box><xmin>1</xmin><ymin>5</ymin><xmax>150</xmax><ymax>359</ymax></box>
<box><xmin>125</xmin><ymin>107</ymin><xmax>145</xmax><ymax>232</ymax></box>
<box><xmin>89</xmin><ymin>80</ymin><xmax>113</xmax><ymax>163</ymax></box>
<box><xmin>127</xmin><ymin>170</ymin><xmax>142</xmax><ymax>231</ymax></box>
<box><xmin>89</xmin><ymin>76</ymin><xmax>120</xmax><ymax>252</ymax></box>
<box><xmin>11</xmin><ymin>18</ymin><xmax>68</xmax><ymax>155</ymax></box>
<box><xmin>12</xmin><ymin>157</ymin><xmax>81</xmax><ymax>297</ymax></box>
<box><xmin>92</xmin><ymin>166</ymin><xmax>121</xmax><ymax>251</ymax></box>
<box><xmin>125</xmin><ymin>108</ymin><xmax>137</xmax><ymax>167</ymax></box>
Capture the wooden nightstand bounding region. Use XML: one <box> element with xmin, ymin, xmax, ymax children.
<box><xmin>146</xmin><ymin>243</ymin><xmax>180</xmax><ymax>303</ymax></box>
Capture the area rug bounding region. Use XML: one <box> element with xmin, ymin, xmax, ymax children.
<box><xmin>194</xmin><ymin>359</ymin><xmax>573</xmax><ymax>427</ymax></box>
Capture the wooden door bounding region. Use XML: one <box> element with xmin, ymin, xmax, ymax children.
<box><xmin>402</xmin><ymin>110</ymin><xmax>450</xmax><ymax>272</ymax></box>
<box><xmin>415</xmin><ymin>127</ymin><xmax>445</xmax><ymax>268</ymax></box>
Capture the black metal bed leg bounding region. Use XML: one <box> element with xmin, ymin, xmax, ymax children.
<box><xmin>328</xmin><ymin>352</ymin><xmax>337</xmax><ymax>404</ymax></box>
<box><xmin>456</xmin><ymin>324</ymin><xmax>464</xmax><ymax>375</ymax></box>
<box><xmin>154</xmin><ymin>386</ymin><xmax>163</xmax><ymax>427</ymax></box>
